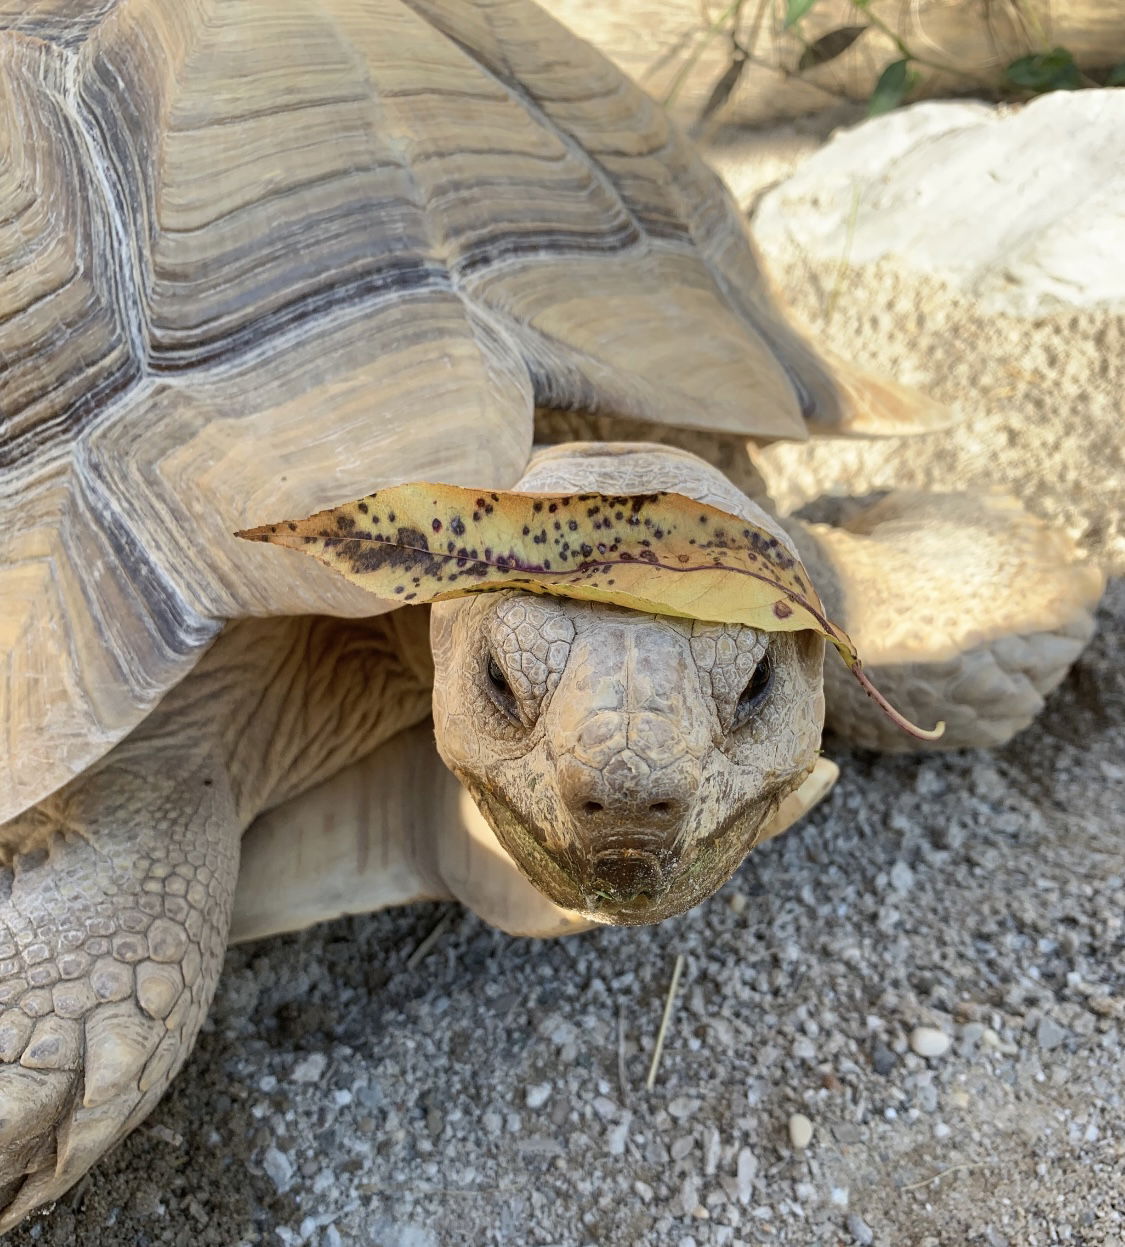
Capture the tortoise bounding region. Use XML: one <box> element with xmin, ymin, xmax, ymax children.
<box><xmin>0</xmin><ymin>0</ymin><xmax>1104</xmax><ymax>1229</ymax></box>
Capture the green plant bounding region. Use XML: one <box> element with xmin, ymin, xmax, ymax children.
<box><xmin>667</xmin><ymin>0</ymin><xmax>1124</xmax><ymax>122</ymax></box>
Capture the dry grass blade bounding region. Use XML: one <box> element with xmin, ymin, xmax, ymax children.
<box><xmin>617</xmin><ymin>1006</ymin><xmax>630</xmax><ymax>1103</ymax></box>
<box><xmin>406</xmin><ymin>910</ymin><xmax>454</xmax><ymax>970</ymax></box>
<box><xmin>899</xmin><ymin>1160</ymin><xmax>995</xmax><ymax>1191</ymax></box>
<box><xmin>645</xmin><ymin>953</ymin><xmax>686</xmax><ymax>1092</ymax></box>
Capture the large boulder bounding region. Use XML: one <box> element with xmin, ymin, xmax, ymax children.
<box><xmin>752</xmin><ymin>92</ymin><xmax>1125</xmax><ymax>315</ymax></box>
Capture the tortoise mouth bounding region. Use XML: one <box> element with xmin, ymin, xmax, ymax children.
<box><xmin>462</xmin><ymin>780</ymin><xmax>783</xmax><ymax>926</ymax></box>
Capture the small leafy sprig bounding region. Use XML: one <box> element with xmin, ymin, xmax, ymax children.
<box><xmin>680</xmin><ymin>0</ymin><xmax>1124</xmax><ymax>123</ymax></box>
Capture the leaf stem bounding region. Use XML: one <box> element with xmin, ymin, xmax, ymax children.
<box><xmin>843</xmin><ymin>654</ymin><xmax>945</xmax><ymax>741</ymax></box>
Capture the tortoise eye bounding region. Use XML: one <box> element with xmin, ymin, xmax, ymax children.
<box><xmin>487</xmin><ymin>653</ymin><xmax>510</xmax><ymax>695</ymax></box>
<box><xmin>485</xmin><ymin>652</ymin><xmax>520</xmax><ymax>722</ymax></box>
<box><xmin>733</xmin><ymin>652</ymin><xmax>773</xmax><ymax>730</ymax></box>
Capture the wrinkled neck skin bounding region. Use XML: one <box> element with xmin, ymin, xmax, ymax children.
<box><xmin>430</xmin><ymin>444</ymin><xmax>825</xmax><ymax>926</ymax></box>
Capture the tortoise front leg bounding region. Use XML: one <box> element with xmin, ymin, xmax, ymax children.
<box><xmin>0</xmin><ymin>748</ymin><xmax>240</xmax><ymax>1229</ymax></box>
<box><xmin>0</xmin><ymin>615</ymin><xmax>432</xmax><ymax>1229</ymax></box>
<box><xmin>783</xmin><ymin>492</ymin><xmax>1104</xmax><ymax>751</ymax></box>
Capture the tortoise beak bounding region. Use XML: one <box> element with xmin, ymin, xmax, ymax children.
<box><xmin>462</xmin><ymin>781</ymin><xmax>779</xmax><ymax>926</ymax></box>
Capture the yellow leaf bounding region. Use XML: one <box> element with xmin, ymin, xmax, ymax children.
<box><xmin>238</xmin><ymin>482</ymin><xmax>943</xmax><ymax>741</ymax></box>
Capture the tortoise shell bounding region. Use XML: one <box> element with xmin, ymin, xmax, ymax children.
<box><xmin>0</xmin><ymin>0</ymin><xmax>904</xmax><ymax>820</ymax></box>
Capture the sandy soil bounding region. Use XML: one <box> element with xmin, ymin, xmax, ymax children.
<box><xmin>6</xmin><ymin>149</ymin><xmax>1123</xmax><ymax>1247</ymax></box>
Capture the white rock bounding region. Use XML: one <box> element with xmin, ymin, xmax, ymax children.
<box><xmin>889</xmin><ymin>861</ymin><xmax>914</xmax><ymax>894</ymax></box>
<box><xmin>787</xmin><ymin>1112</ymin><xmax>813</xmax><ymax>1149</ymax></box>
<box><xmin>262</xmin><ymin>1146</ymin><xmax>294</xmax><ymax>1193</ymax></box>
<box><xmin>1036</xmin><ymin>1015</ymin><xmax>1071</xmax><ymax>1051</ymax></box>
<box><xmin>702</xmin><ymin>1125</ymin><xmax>720</xmax><ymax>1176</ymax></box>
<box><xmin>910</xmin><ymin>1026</ymin><xmax>952</xmax><ymax>1058</ymax></box>
<box><xmin>668</xmin><ymin>1095</ymin><xmax>702</xmax><ymax>1120</ymax></box>
<box><xmin>607</xmin><ymin>1114</ymin><xmax>631</xmax><ymax>1156</ymax></box>
<box><xmin>736</xmin><ymin>1146</ymin><xmax>758</xmax><ymax>1204</ymax></box>
<box><xmin>290</xmin><ymin>1053</ymin><xmax>327</xmax><ymax>1084</ymax></box>
<box><xmin>847</xmin><ymin>1212</ymin><xmax>876</xmax><ymax>1246</ymax></box>
<box><xmin>753</xmin><ymin>92</ymin><xmax>1125</xmax><ymax>316</ymax></box>
<box><xmin>525</xmin><ymin>1082</ymin><xmax>552</xmax><ymax>1109</ymax></box>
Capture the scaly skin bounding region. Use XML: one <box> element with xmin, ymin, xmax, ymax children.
<box><xmin>431</xmin><ymin>444</ymin><xmax>826</xmax><ymax>923</ymax></box>
<box><xmin>782</xmin><ymin>492</ymin><xmax>1104</xmax><ymax>751</ymax></box>
<box><xmin>0</xmin><ymin>615</ymin><xmax>432</xmax><ymax>1229</ymax></box>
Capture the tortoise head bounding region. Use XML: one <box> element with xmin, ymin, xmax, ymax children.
<box><xmin>429</xmin><ymin>592</ymin><xmax>824</xmax><ymax>925</ymax></box>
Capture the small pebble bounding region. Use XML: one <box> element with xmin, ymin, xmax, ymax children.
<box><xmin>909</xmin><ymin>1026</ymin><xmax>952</xmax><ymax>1058</ymax></box>
<box><xmin>262</xmin><ymin>1146</ymin><xmax>294</xmax><ymax>1193</ymax></box>
<box><xmin>847</xmin><ymin>1212</ymin><xmax>875</xmax><ymax>1245</ymax></box>
<box><xmin>889</xmin><ymin>861</ymin><xmax>914</xmax><ymax>893</ymax></box>
<box><xmin>290</xmin><ymin>1053</ymin><xmax>328</xmax><ymax>1084</ymax></box>
<box><xmin>668</xmin><ymin>1095</ymin><xmax>702</xmax><ymax>1120</ymax></box>
<box><xmin>607</xmin><ymin>1117</ymin><xmax>631</xmax><ymax>1156</ymax></box>
<box><xmin>787</xmin><ymin>1112</ymin><xmax>813</xmax><ymax>1149</ymax></box>
<box><xmin>525</xmin><ymin>1082</ymin><xmax>552</xmax><ymax>1109</ymax></box>
<box><xmin>702</xmin><ymin>1125</ymin><xmax>720</xmax><ymax>1176</ymax></box>
<box><xmin>736</xmin><ymin>1146</ymin><xmax>757</xmax><ymax>1204</ymax></box>
<box><xmin>871</xmin><ymin>1040</ymin><xmax>897</xmax><ymax>1076</ymax></box>
<box><xmin>1036</xmin><ymin>1015</ymin><xmax>1070</xmax><ymax>1051</ymax></box>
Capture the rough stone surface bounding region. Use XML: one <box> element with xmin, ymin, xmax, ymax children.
<box><xmin>753</xmin><ymin>93</ymin><xmax>1125</xmax><ymax>316</ymax></box>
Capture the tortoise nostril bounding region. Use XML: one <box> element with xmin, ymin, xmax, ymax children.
<box><xmin>649</xmin><ymin>800</ymin><xmax>673</xmax><ymax>814</ymax></box>
<box><xmin>583</xmin><ymin>800</ymin><xmax>604</xmax><ymax>815</ymax></box>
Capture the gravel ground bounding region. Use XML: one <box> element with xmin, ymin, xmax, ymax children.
<box><xmin>8</xmin><ymin>142</ymin><xmax>1124</xmax><ymax>1247</ymax></box>
<box><xmin>10</xmin><ymin>584</ymin><xmax>1123</xmax><ymax>1247</ymax></box>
